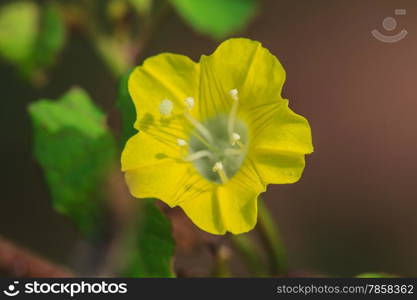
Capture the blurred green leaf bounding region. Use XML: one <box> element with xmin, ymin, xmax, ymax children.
<box><xmin>107</xmin><ymin>0</ymin><xmax>129</xmax><ymax>20</ymax></box>
<box><xmin>170</xmin><ymin>0</ymin><xmax>257</xmax><ymax>39</ymax></box>
<box><xmin>122</xmin><ymin>199</ymin><xmax>175</xmax><ymax>277</ymax></box>
<box><xmin>31</xmin><ymin>4</ymin><xmax>66</xmax><ymax>70</ymax></box>
<box><xmin>0</xmin><ymin>1</ymin><xmax>39</xmax><ymax>64</ymax></box>
<box><xmin>0</xmin><ymin>1</ymin><xmax>66</xmax><ymax>78</ymax></box>
<box><xmin>117</xmin><ymin>70</ymin><xmax>137</xmax><ymax>147</ymax></box>
<box><xmin>129</xmin><ymin>0</ymin><xmax>152</xmax><ymax>15</ymax></box>
<box><xmin>28</xmin><ymin>88</ymin><xmax>116</xmax><ymax>237</ymax></box>
<box><xmin>356</xmin><ymin>273</ymin><xmax>396</xmax><ymax>278</ymax></box>
<box><xmin>96</xmin><ymin>35</ymin><xmax>131</xmax><ymax>77</ymax></box>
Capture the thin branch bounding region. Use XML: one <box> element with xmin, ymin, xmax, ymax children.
<box><xmin>129</xmin><ymin>1</ymin><xmax>171</xmax><ymax>64</ymax></box>
<box><xmin>230</xmin><ymin>234</ymin><xmax>268</xmax><ymax>277</ymax></box>
<box><xmin>257</xmin><ymin>199</ymin><xmax>288</xmax><ymax>276</ymax></box>
<box><xmin>0</xmin><ymin>236</ymin><xmax>73</xmax><ymax>277</ymax></box>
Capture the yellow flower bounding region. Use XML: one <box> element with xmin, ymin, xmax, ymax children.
<box><xmin>121</xmin><ymin>38</ymin><xmax>313</xmax><ymax>235</ymax></box>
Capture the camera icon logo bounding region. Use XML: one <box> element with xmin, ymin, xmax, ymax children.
<box><xmin>372</xmin><ymin>9</ymin><xmax>408</xmax><ymax>43</ymax></box>
<box><xmin>3</xmin><ymin>281</ymin><xmax>20</xmax><ymax>297</ymax></box>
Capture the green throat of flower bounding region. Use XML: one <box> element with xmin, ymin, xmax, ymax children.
<box><xmin>160</xmin><ymin>89</ymin><xmax>248</xmax><ymax>184</ymax></box>
<box><xmin>187</xmin><ymin>114</ymin><xmax>248</xmax><ymax>184</ymax></box>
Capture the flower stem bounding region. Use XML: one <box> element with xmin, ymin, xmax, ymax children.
<box><xmin>212</xmin><ymin>245</ymin><xmax>231</xmax><ymax>278</ymax></box>
<box><xmin>59</xmin><ymin>0</ymin><xmax>169</xmax><ymax>77</ymax></box>
<box><xmin>230</xmin><ymin>234</ymin><xmax>267</xmax><ymax>277</ymax></box>
<box><xmin>257</xmin><ymin>198</ymin><xmax>288</xmax><ymax>276</ymax></box>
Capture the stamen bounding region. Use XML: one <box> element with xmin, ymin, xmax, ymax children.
<box><xmin>187</xmin><ymin>115</ymin><xmax>247</xmax><ymax>184</ymax></box>
<box><xmin>231</xmin><ymin>132</ymin><xmax>240</xmax><ymax>145</ymax></box>
<box><xmin>185</xmin><ymin>97</ymin><xmax>195</xmax><ymax>110</ymax></box>
<box><xmin>229</xmin><ymin>89</ymin><xmax>239</xmax><ymax>101</ymax></box>
<box><xmin>184</xmin><ymin>111</ymin><xmax>214</xmax><ymax>144</ymax></box>
<box><xmin>231</xmin><ymin>132</ymin><xmax>244</xmax><ymax>148</ymax></box>
<box><xmin>228</xmin><ymin>89</ymin><xmax>239</xmax><ymax>142</ymax></box>
<box><xmin>212</xmin><ymin>162</ymin><xmax>228</xmax><ymax>184</ymax></box>
<box><xmin>177</xmin><ymin>138</ymin><xmax>187</xmax><ymax>146</ymax></box>
<box><xmin>187</xmin><ymin>130</ymin><xmax>218</xmax><ymax>153</ymax></box>
<box><xmin>185</xmin><ymin>150</ymin><xmax>212</xmax><ymax>162</ymax></box>
<box><xmin>212</xmin><ymin>162</ymin><xmax>223</xmax><ymax>172</ymax></box>
<box><xmin>159</xmin><ymin>99</ymin><xmax>173</xmax><ymax>116</ymax></box>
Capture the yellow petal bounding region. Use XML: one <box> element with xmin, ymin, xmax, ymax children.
<box><xmin>252</xmin><ymin>100</ymin><xmax>313</xmax><ymax>154</ymax></box>
<box><xmin>198</xmin><ymin>38</ymin><xmax>286</xmax><ymax>119</ymax></box>
<box><xmin>180</xmin><ymin>162</ymin><xmax>264</xmax><ymax>235</ymax></box>
<box><xmin>252</xmin><ymin>151</ymin><xmax>307</xmax><ymax>184</ymax></box>
<box><xmin>121</xmin><ymin>132</ymin><xmax>179</xmax><ymax>171</ymax></box>
<box><xmin>122</xmin><ymin>132</ymin><xmax>207</xmax><ymax>207</ymax></box>
<box><xmin>179</xmin><ymin>187</ymin><xmax>225</xmax><ymax>234</ymax></box>
<box><xmin>128</xmin><ymin>53</ymin><xmax>200</xmax><ymax>129</ymax></box>
<box><xmin>250</xmin><ymin>100</ymin><xmax>313</xmax><ymax>184</ymax></box>
<box><xmin>217</xmin><ymin>178</ymin><xmax>260</xmax><ymax>234</ymax></box>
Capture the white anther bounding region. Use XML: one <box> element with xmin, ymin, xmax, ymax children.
<box><xmin>177</xmin><ymin>138</ymin><xmax>187</xmax><ymax>146</ymax></box>
<box><xmin>184</xmin><ymin>112</ymin><xmax>214</xmax><ymax>144</ymax></box>
<box><xmin>212</xmin><ymin>161</ymin><xmax>228</xmax><ymax>183</ymax></box>
<box><xmin>159</xmin><ymin>99</ymin><xmax>173</xmax><ymax>116</ymax></box>
<box><xmin>229</xmin><ymin>89</ymin><xmax>239</xmax><ymax>101</ymax></box>
<box><xmin>185</xmin><ymin>97</ymin><xmax>195</xmax><ymax>110</ymax></box>
<box><xmin>212</xmin><ymin>162</ymin><xmax>224</xmax><ymax>172</ymax></box>
<box><xmin>231</xmin><ymin>132</ymin><xmax>241</xmax><ymax>142</ymax></box>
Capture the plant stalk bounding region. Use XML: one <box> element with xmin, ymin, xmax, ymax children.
<box><xmin>257</xmin><ymin>198</ymin><xmax>288</xmax><ymax>276</ymax></box>
<box><xmin>230</xmin><ymin>234</ymin><xmax>267</xmax><ymax>277</ymax></box>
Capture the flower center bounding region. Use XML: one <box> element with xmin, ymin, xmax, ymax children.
<box><xmin>159</xmin><ymin>89</ymin><xmax>247</xmax><ymax>184</ymax></box>
<box><xmin>188</xmin><ymin>115</ymin><xmax>248</xmax><ymax>184</ymax></box>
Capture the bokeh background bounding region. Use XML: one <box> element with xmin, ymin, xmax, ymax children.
<box><xmin>1</xmin><ymin>0</ymin><xmax>417</xmax><ymax>277</ymax></box>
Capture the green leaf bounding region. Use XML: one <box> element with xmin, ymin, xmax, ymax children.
<box><xmin>169</xmin><ymin>0</ymin><xmax>257</xmax><ymax>39</ymax></box>
<box><xmin>356</xmin><ymin>273</ymin><xmax>396</xmax><ymax>278</ymax></box>
<box><xmin>0</xmin><ymin>1</ymin><xmax>66</xmax><ymax>79</ymax></box>
<box><xmin>0</xmin><ymin>1</ymin><xmax>39</xmax><ymax>65</ymax></box>
<box><xmin>122</xmin><ymin>199</ymin><xmax>175</xmax><ymax>277</ymax></box>
<box><xmin>31</xmin><ymin>4</ymin><xmax>66</xmax><ymax>70</ymax></box>
<box><xmin>117</xmin><ymin>70</ymin><xmax>137</xmax><ymax>147</ymax></box>
<box><xmin>28</xmin><ymin>88</ymin><xmax>117</xmax><ymax>237</ymax></box>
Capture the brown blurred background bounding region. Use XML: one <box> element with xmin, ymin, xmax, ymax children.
<box><xmin>1</xmin><ymin>0</ymin><xmax>417</xmax><ymax>276</ymax></box>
